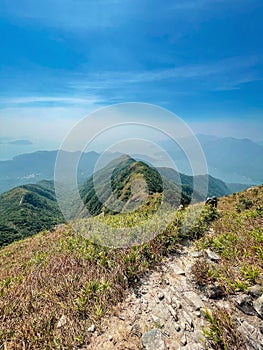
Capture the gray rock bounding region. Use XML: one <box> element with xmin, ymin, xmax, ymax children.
<box><xmin>87</xmin><ymin>324</ymin><xmax>96</xmax><ymax>332</ymax></box>
<box><xmin>205</xmin><ymin>284</ymin><xmax>224</xmax><ymax>299</ymax></box>
<box><xmin>173</xmin><ymin>263</ymin><xmax>186</xmax><ymax>275</ymax></box>
<box><xmin>249</xmin><ymin>285</ymin><xmax>263</xmax><ymax>298</ymax></box>
<box><xmin>142</xmin><ymin>328</ymin><xmax>167</xmax><ymax>350</ymax></box>
<box><xmin>237</xmin><ymin>319</ymin><xmax>263</xmax><ymax>350</ymax></box>
<box><xmin>236</xmin><ymin>294</ymin><xmax>256</xmax><ymax>316</ymax></box>
<box><xmin>175</xmin><ymin>323</ymin><xmax>181</xmax><ymax>332</ymax></box>
<box><xmin>195</xmin><ymin>310</ymin><xmax>201</xmax><ymax>318</ymax></box>
<box><xmin>57</xmin><ymin>315</ymin><xmax>67</xmax><ymax>328</ymax></box>
<box><xmin>158</xmin><ymin>292</ymin><xmax>165</xmax><ymax>300</ymax></box>
<box><xmin>253</xmin><ymin>294</ymin><xmax>263</xmax><ymax>318</ymax></box>
<box><xmin>183</xmin><ymin>291</ymin><xmax>204</xmax><ymax>310</ymax></box>
<box><xmin>168</xmin><ymin>305</ymin><xmax>178</xmax><ymax>321</ymax></box>
<box><xmin>181</xmin><ymin>335</ymin><xmax>187</xmax><ymax>345</ymax></box>
<box><xmin>190</xmin><ymin>251</ymin><xmax>203</xmax><ymax>258</ymax></box>
<box><xmin>182</xmin><ymin>310</ymin><xmax>194</xmax><ymax>331</ymax></box>
<box><xmin>205</xmin><ymin>249</ymin><xmax>220</xmax><ymax>261</ymax></box>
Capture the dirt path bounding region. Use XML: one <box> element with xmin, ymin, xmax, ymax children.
<box><xmin>83</xmin><ymin>241</ymin><xmax>263</xmax><ymax>350</ymax></box>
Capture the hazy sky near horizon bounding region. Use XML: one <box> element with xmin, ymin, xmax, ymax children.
<box><xmin>0</xmin><ymin>0</ymin><xmax>263</xmax><ymax>159</ymax></box>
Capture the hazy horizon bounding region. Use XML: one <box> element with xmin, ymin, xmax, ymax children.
<box><xmin>0</xmin><ymin>131</ymin><xmax>262</xmax><ymax>162</ymax></box>
<box><xmin>1</xmin><ymin>1</ymin><xmax>263</xmax><ymax>161</ymax></box>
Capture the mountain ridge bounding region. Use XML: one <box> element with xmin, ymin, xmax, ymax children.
<box><xmin>0</xmin><ymin>155</ymin><xmax>233</xmax><ymax>247</ymax></box>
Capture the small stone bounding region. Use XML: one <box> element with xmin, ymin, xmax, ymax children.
<box><xmin>195</xmin><ymin>310</ymin><xmax>201</xmax><ymax>318</ymax></box>
<box><xmin>175</xmin><ymin>323</ymin><xmax>181</xmax><ymax>332</ymax></box>
<box><xmin>57</xmin><ymin>315</ymin><xmax>67</xmax><ymax>328</ymax></box>
<box><xmin>249</xmin><ymin>285</ymin><xmax>263</xmax><ymax>298</ymax></box>
<box><xmin>236</xmin><ymin>294</ymin><xmax>256</xmax><ymax>316</ymax></box>
<box><xmin>109</xmin><ymin>335</ymin><xmax>113</xmax><ymax>342</ymax></box>
<box><xmin>168</xmin><ymin>305</ymin><xmax>178</xmax><ymax>321</ymax></box>
<box><xmin>183</xmin><ymin>291</ymin><xmax>204</xmax><ymax>310</ymax></box>
<box><xmin>182</xmin><ymin>310</ymin><xmax>194</xmax><ymax>330</ymax></box>
<box><xmin>142</xmin><ymin>328</ymin><xmax>167</xmax><ymax>350</ymax></box>
<box><xmin>205</xmin><ymin>284</ymin><xmax>224</xmax><ymax>299</ymax></box>
<box><xmin>253</xmin><ymin>294</ymin><xmax>263</xmax><ymax>318</ymax></box>
<box><xmin>171</xmin><ymin>297</ymin><xmax>182</xmax><ymax>309</ymax></box>
<box><xmin>87</xmin><ymin>324</ymin><xmax>96</xmax><ymax>333</ymax></box>
<box><xmin>205</xmin><ymin>249</ymin><xmax>220</xmax><ymax>261</ymax></box>
<box><xmin>173</xmin><ymin>263</ymin><xmax>185</xmax><ymax>275</ymax></box>
<box><xmin>190</xmin><ymin>251</ymin><xmax>202</xmax><ymax>258</ymax></box>
<box><xmin>158</xmin><ymin>292</ymin><xmax>165</xmax><ymax>300</ymax></box>
<box><xmin>177</xmin><ymin>302</ymin><xmax>182</xmax><ymax>309</ymax></box>
<box><xmin>181</xmin><ymin>335</ymin><xmax>187</xmax><ymax>346</ymax></box>
<box><xmin>260</xmin><ymin>321</ymin><xmax>263</xmax><ymax>334</ymax></box>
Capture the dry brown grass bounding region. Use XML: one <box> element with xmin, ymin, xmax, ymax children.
<box><xmin>192</xmin><ymin>185</ymin><xmax>263</xmax><ymax>350</ymax></box>
<box><xmin>203</xmin><ymin>307</ymin><xmax>247</xmax><ymax>350</ymax></box>
<box><xmin>0</xmin><ymin>204</ymin><xmax>217</xmax><ymax>349</ymax></box>
<box><xmin>196</xmin><ymin>185</ymin><xmax>263</xmax><ymax>293</ymax></box>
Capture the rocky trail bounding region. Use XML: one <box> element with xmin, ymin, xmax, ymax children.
<box><xmin>83</xmin><ymin>237</ymin><xmax>263</xmax><ymax>350</ymax></box>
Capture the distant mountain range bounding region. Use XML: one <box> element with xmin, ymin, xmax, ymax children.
<box><xmin>158</xmin><ymin>134</ymin><xmax>263</xmax><ymax>184</ymax></box>
<box><xmin>0</xmin><ymin>150</ymin><xmax>120</xmax><ymax>194</ymax></box>
<box><xmin>0</xmin><ymin>155</ymin><xmax>235</xmax><ymax>246</ymax></box>
<box><xmin>0</xmin><ymin>133</ymin><xmax>261</xmax><ymax>194</ymax></box>
<box><xmin>197</xmin><ymin>135</ymin><xmax>263</xmax><ymax>184</ymax></box>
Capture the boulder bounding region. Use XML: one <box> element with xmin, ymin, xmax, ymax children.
<box><xmin>249</xmin><ymin>285</ymin><xmax>263</xmax><ymax>299</ymax></box>
<box><xmin>253</xmin><ymin>294</ymin><xmax>263</xmax><ymax>318</ymax></box>
<box><xmin>236</xmin><ymin>294</ymin><xmax>256</xmax><ymax>316</ymax></box>
<box><xmin>142</xmin><ymin>328</ymin><xmax>167</xmax><ymax>350</ymax></box>
<box><xmin>205</xmin><ymin>249</ymin><xmax>220</xmax><ymax>261</ymax></box>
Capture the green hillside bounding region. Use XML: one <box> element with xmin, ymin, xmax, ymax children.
<box><xmin>0</xmin><ymin>184</ymin><xmax>262</xmax><ymax>348</ymax></box>
<box><xmin>80</xmin><ymin>155</ymin><xmax>192</xmax><ymax>216</ymax></box>
<box><xmin>0</xmin><ymin>155</ymin><xmax>233</xmax><ymax>247</ymax></box>
<box><xmin>0</xmin><ymin>180</ymin><xmax>64</xmax><ymax>247</ymax></box>
<box><xmin>158</xmin><ymin>167</ymin><xmax>231</xmax><ymax>198</ymax></box>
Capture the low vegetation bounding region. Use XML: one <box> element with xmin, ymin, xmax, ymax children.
<box><xmin>0</xmin><ymin>203</ymin><xmax>217</xmax><ymax>349</ymax></box>
<box><xmin>203</xmin><ymin>308</ymin><xmax>246</xmax><ymax>350</ymax></box>
<box><xmin>0</xmin><ymin>154</ymin><xmax>261</xmax><ymax>349</ymax></box>
<box><xmin>194</xmin><ymin>185</ymin><xmax>263</xmax><ymax>294</ymax></box>
<box><xmin>192</xmin><ymin>185</ymin><xmax>263</xmax><ymax>349</ymax></box>
<box><xmin>0</xmin><ymin>181</ymin><xmax>64</xmax><ymax>247</ymax></box>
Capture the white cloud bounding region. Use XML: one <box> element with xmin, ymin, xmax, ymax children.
<box><xmin>70</xmin><ymin>55</ymin><xmax>261</xmax><ymax>92</ymax></box>
<box><xmin>0</xmin><ymin>95</ymin><xmax>101</xmax><ymax>106</ymax></box>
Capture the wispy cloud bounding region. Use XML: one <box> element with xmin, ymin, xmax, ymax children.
<box><xmin>70</xmin><ymin>55</ymin><xmax>262</xmax><ymax>92</ymax></box>
<box><xmin>0</xmin><ymin>96</ymin><xmax>102</xmax><ymax>107</ymax></box>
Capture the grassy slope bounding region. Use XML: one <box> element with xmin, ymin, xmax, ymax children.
<box><xmin>0</xmin><ymin>181</ymin><xmax>64</xmax><ymax>247</ymax></box>
<box><xmin>80</xmin><ymin>156</ymin><xmax>191</xmax><ymax>217</ymax></box>
<box><xmin>0</xmin><ymin>181</ymin><xmax>63</xmax><ymax>246</ymax></box>
<box><xmin>0</xmin><ymin>155</ymin><xmax>231</xmax><ymax>248</ymax></box>
<box><xmin>1</xmin><ymin>185</ymin><xmax>262</xmax><ymax>348</ymax></box>
<box><xmin>194</xmin><ymin>185</ymin><xmax>263</xmax><ymax>293</ymax></box>
<box><xmin>0</xmin><ymin>202</ymin><xmax>217</xmax><ymax>349</ymax></box>
<box><xmin>192</xmin><ymin>185</ymin><xmax>263</xmax><ymax>349</ymax></box>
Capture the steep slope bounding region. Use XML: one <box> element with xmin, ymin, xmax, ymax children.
<box><xmin>0</xmin><ymin>180</ymin><xmax>64</xmax><ymax>246</ymax></box>
<box><xmin>0</xmin><ymin>185</ymin><xmax>262</xmax><ymax>349</ymax></box>
<box><xmin>80</xmin><ymin>155</ymin><xmax>191</xmax><ymax>216</ymax></box>
<box><xmin>0</xmin><ymin>155</ymin><xmax>233</xmax><ymax>247</ymax></box>
<box><xmin>157</xmin><ymin>166</ymin><xmax>231</xmax><ymax>198</ymax></box>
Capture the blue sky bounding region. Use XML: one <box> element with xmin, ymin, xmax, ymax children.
<box><xmin>0</xmin><ymin>0</ymin><xmax>263</xmax><ymax>159</ymax></box>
